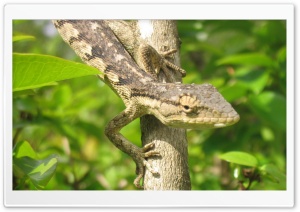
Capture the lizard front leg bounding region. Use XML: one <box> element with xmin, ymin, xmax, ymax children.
<box><xmin>104</xmin><ymin>104</ymin><xmax>160</xmax><ymax>188</ymax></box>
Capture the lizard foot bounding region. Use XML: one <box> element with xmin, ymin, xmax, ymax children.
<box><xmin>160</xmin><ymin>48</ymin><xmax>186</xmax><ymax>78</ymax></box>
<box><xmin>138</xmin><ymin>43</ymin><xmax>186</xmax><ymax>81</ymax></box>
<box><xmin>160</xmin><ymin>49</ymin><xmax>177</xmax><ymax>57</ymax></box>
<box><xmin>133</xmin><ymin>142</ymin><xmax>160</xmax><ymax>189</ymax></box>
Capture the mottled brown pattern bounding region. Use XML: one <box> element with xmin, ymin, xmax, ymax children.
<box><xmin>53</xmin><ymin>20</ymin><xmax>240</xmax><ymax>188</ymax></box>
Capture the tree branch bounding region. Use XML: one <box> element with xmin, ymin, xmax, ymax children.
<box><xmin>137</xmin><ymin>20</ymin><xmax>191</xmax><ymax>190</ymax></box>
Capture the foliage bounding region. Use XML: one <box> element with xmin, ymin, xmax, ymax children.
<box><xmin>13</xmin><ymin>140</ymin><xmax>58</xmax><ymax>189</ymax></box>
<box><xmin>178</xmin><ymin>20</ymin><xmax>286</xmax><ymax>190</ymax></box>
<box><xmin>13</xmin><ymin>53</ymin><xmax>100</xmax><ymax>91</ymax></box>
<box><xmin>219</xmin><ymin>151</ymin><xmax>286</xmax><ymax>190</ymax></box>
<box><xmin>12</xmin><ymin>20</ymin><xmax>286</xmax><ymax>190</ymax></box>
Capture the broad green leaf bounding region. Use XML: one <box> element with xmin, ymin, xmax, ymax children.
<box><xmin>14</xmin><ymin>82</ymin><xmax>58</xmax><ymax>91</ymax></box>
<box><xmin>248</xmin><ymin>92</ymin><xmax>286</xmax><ymax>130</ymax></box>
<box><xmin>13</xmin><ymin>140</ymin><xmax>37</xmax><ymax>159</ymax></box>
<box><xmin>234</xmin><ymin>68</ymin><xmax>269</xmax><ymax>94</ymax></box>
<box><xmin>219</xmin><ymin>151</ymin><xmax>258</xmax><ymax>167</ymax></box>
<box><xmin>219</xmin><ymin>82</ymin><xmax>247</xmax><ymax>102</ymax></box>
<box><xmin>28</xmin><ymin>157</ymin><xmax>58</xmax><ymax>189</ymax></box>
<box><xmin>14</xmin><ymin>157</ymin><xmax>38</xmax><ymax>176</ymax></box>
<box><xmin>13</xmin><ymin>35</ymin><xmax>35</xmax><ymax>42</ymax></box>
<box><xmin>13</xmin><ymin>155</ymin><xmax>58</xmax><ymax>189</ymax></box>
<box><xmin>13</xmin><ymin>89</ymin><xmax>37</xmax><ymax>97</ymax></box>
<box><xmin>216</xmin><ymin>53</ymin><xmax>274</xmax><ymax>68</ymax></box>
<box><xmin>259</xmin><ymin>164</ymin><xmax>286</xmax><ymax>186</ymax></box>
<box><xmin>13</xmin><ymin>53</ymin><xmax>101</xmax><ymax>92</ymax></box>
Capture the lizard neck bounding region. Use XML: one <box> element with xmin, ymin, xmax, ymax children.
<box><xmin>104</xmin><ymin>66</ymin><xmax>156</xmax><ymax>106</ymax></box>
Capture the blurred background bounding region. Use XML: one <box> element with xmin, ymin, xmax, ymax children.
<box><xmin>13</xmin><ymin>20</ymin><xmax>286</xmax><ymax>190</ymax></box>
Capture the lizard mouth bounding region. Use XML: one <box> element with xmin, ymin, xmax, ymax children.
<box><xmin>214</xmin><ymin>115</ymin><xmax>240</xmax><ymax>128</ymax></box>
<box><xmin>214</xmin><ymin>123</ymin><xmax>226</xmax><ymax>128</ymax></box>
<box><xmin>164</xmin><ymin>114</ymin><xmax>240</xmax><ymax>129</ymax></box>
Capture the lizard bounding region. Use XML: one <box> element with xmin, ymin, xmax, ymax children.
<box><xmin>103</xmin><ymin>20</ymin><xmax>186</xmax><ymax>83</ymax></box>
<box><xmin>53</xmin><ymin>20</ymin><xmax>240</xmax><ymax>188</ymax></box>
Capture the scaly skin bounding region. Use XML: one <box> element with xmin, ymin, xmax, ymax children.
<box><xmin>53</xmin><ymin>20</ymin><xmax>240</xmax><ymax>188</ymax></box>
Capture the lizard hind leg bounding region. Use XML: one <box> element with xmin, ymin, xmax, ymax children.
<box><xmin>138</xmin><ymin>43</ymin><xmax>186</xmax><ymax>82</ymax></box>
<box><xmin>138</xmin><ymin>43</ymin><xmax>161</xmax><ymax>79</ymax></box>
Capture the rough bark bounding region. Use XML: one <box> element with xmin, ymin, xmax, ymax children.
<box><xmin>137</xmin><ymin>20</ymin><xmax>191</xmax><ymax>190</ymax></box>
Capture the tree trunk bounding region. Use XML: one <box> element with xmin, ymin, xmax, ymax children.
<box><xmin>136</xmin><ymin>20</ymin><xmax>191</xmax><ymax>190</ymax></box>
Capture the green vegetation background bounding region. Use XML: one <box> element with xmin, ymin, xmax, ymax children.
<box><xmin>13</xmin><ymin>20</ymin><xmax>286</xmax><ymax>190</ymax></box>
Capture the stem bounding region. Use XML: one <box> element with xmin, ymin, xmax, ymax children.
<box><xmin>13</xmin><ymin>127</ymin><xmax>23</xmax><ymax>147</ymax></box>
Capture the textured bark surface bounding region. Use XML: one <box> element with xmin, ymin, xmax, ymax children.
<box><xmin>138</xmin><ymin>20</ymin><xmax>191</xmax><ymax>190</ymax></box>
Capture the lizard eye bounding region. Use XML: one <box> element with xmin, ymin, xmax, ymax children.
<box><xmin>183</xmin><ymin>105</ymin><xmax>190</xmax><ymax>110</ymax></box>
<box><xmin>182</xmin><ymin>105</ymin><xmax>192</xmax><ymax>113</ymax></box>
<box><xmin>179</xmin><ymin>94</ymin><xmax>198</xmax><ymax>114</ymax></box>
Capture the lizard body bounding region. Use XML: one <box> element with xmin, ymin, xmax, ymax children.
<box><xmin>53</xmin><ymin>20</ymin><xmax>240</xmax><ymax>188</ymax></box>
<box><xmin>104</xmin><ymin>20</ymin><xmax>186</xmax><ymax>82</ymax></box>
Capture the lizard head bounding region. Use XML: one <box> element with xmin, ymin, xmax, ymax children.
<box><xmin>151</xmin><ymin>83</ymin><xmax>240</xmax><ymax>129</ymax></box>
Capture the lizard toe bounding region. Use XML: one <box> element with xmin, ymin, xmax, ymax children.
<box><xmin>134</xmin><ymin>173</ymin><xmax>144</xmax><ymax>189</ymax></box>
<box><xmin>142</xmin><ymin>142</ymin><xmax>161</xmax><ymax>157</ymax></box>
<box><xmin>142</xmin><ymin>142</ymin><xmax>155</xmax><ymax>151</ymax></box>
<box><xmin>143</xmin><ymin>150</ymin><xmax>160</xmax><ymax>158</ymax></box>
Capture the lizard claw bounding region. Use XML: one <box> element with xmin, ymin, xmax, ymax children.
<box><xmin>160</xmin><ymin>49</ymin><xmax>177</xmax><ymax>58</ymax></box>
<box><xmin>142</xmin><ymin>142</ymin><xmax>160</xmax><ymax>157</ymax></box>
<box><xmin>133</xmin><ymin>142</ymin><xmax>160</xmax><ymax>188</ymax></box>
<box><xmin>159</xmin><ymin>48</ymin><xmax>186</xmax><ymax>78</ymax></box>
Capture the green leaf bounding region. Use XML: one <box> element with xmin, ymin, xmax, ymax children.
<box><xmin>13</xmin><ymin>89</ymin><xmax>37</xmax><ymax>97</ymax></box>
<box><xmin>219</xmin><ymin>151</ymin><xmax>258</xmax><ymax>167</ymax></box>
<box><xmin>13</xmin><ymin>140</ymin><xmax>37</xmax><ymax>159</ymax></box>
<box><xmin>28</xmin><ymin>157</ymin><xmax>58</xmax><ymax>189</ymax></box>
<box><xmin>13</xmin><ymin>155</ymin><xmax>58</xmax><ymax>189</ymax></box>
<box><xmin>13</xmin><ymin>53</ymin><xmax>101</xmax><ymax>92</ymax></box>
<box><xmin>13</xmin><ymin>141</ymin><xmax>58</xmax><ymax>189</ymax></box>
<box><xmin>260</xmin><ymin>127</ymin><xmax>275</xmax><ymax>142</ymax></box>
<box><xmin>220</xmin><ymin>82</ymin><xmax>248</xmax><ymax>102</ymax></box>
<box><xmin>234</xmin><ymin>68</ymin><xmax>269</xmax><ymax>94</ymax></box>
<box><xmin>52</xmin><ymin>84</ymin><xmax>73</xmax><ymax>109</ymax></box>
<box><xmin>277</xmin><ymin>47</ymin><xmax>286</xmax><ymax>63</ymax></box>
<box><xmin>248</xmin><ymin>92</ymin><xmax>286</xmax><ymax>130</ymax></box>
<box><xmin>184</xmin><ymin>42</ymin><xmax>223</xmax><ymax>56</ymax></box>
<box><xmin>216</xmin><ymin>53</ymin><xmax>274</xmax><ymax>68</ymax></box>
<box><xmin>259</xmin><ymin>164</ymin><xmax>286</xmax><ymax>186</ymax></box>
<box><xmin>13</xmin><ymin>35</ymin><xmax>35</xmax><ymax>42</ymax></box>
